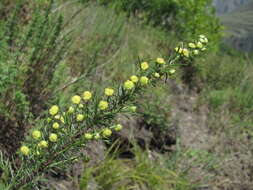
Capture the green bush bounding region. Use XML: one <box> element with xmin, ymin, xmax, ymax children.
<box><xmin>0</xmin><ymin>0</ymin><xmax>71</xmax><ymax>155</ymax></box>
<box><xmin>94</xmin><ymin>0</ymin><xmax>221</xmax><ymax>44</ymax></box>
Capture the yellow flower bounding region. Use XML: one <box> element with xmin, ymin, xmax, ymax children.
<box><xmin>140</xmin><ymin>76</ymin><xmax>149</xmax><ymax>85</ymax></box>
<box><xmin>68</xmin><ymin>106</ymin><xmax>74</xmax><ymax>114</ymax></box>
<box><xmin>130</xmin><ymin>75</ymin><xmax>139</xmax><ymax>83</ymax></box>
<box><xmin>103</xmin><ymin>128</ymin><xmax>112</xmax><ymax>137</ymax></box>
<box><xmin>199</xmin><ymin>35</ymin><xmax>208</xmax><ymax>43</ymax></box>
<box><xmin>188</xmin><ymin>43</ymin><xmax>196</xmax><ymax>48</ymax></box>
<box><xmin>182</xmin><ymin>48</ymin><xmax>189</xmax><ymax>57</ymax></box>
<box><xmin>60</xmin><ymin>116</ymin><xmax>65</xmax><ymax>123</ymax></box>
<box><xmin>104</xmin><ymin>88</ymin><xmax>114</xmax><ymax>96</ymax></box>
<box><xmin>196</xmin><ymin>42</ymin><xmax>203</xmax><ymax>48</ymax></box>
<box><xmin>193</xmin><ymin>50</ymin><xmax>199</xmax><ymax>55</ymax></box>
<box><xmin>20</xmin><ymin>146</ymin><xmax>30</xmax><ymax>156</ymax></box>
<box><xmin>84</xmin><ymin>133</ymin><xmax>93</xmax><ymax>140</ymax></box>
<box><xmin>76</xmin><ymin>114</ymin><xmax>85</xmax><ymax>122</ymax></box>
<box><xmin>32</xmin><ymin>130</ymin><xmax>41</xmax><ymax>140</ymax></box>
<box><xmin>49</xmin><ymin>105</ymin><xmax>59</xmax><ymax>116</ymax></box>
<box><xmin>169</xmin><ymin>69</ymin><xmax>176</xmax><ymax>74</ymax></box>
<box><xmin>175</xmin><ymin>47</ymin><xmax>183</xmax><ymax>53</ymax></box>
<box><xmin>141</xmin><ymin>62</ymin><xmax>149</xmax><ymax>70</ymax></box>
<box><xmin>83</xmin><ymin>91</ymin><xmax>92</xmax><ymax>101</ymax></box>
<box><xmin>38</xmin><ymin>140</ymin><xmax>48</xmax><ymax>148</ymax></box>
<box><xmin>114</xmin><ymin>124</ymin><xmax>123</xmax><ymax>131</ymax></box>
<box><xmin>98</xmin><ymin>101</ymin><xmax>109</xmax><ymax>110</ymax></box>
<box><xmin>156</xmin><ymin>58</ymin><xmax>165</xmax><ymax>64</ymax></box>
<box><xmin>79</xmin><ymin>104</ymin><xmax>84</xmax><ymax>108</ymax></box>
<box><xmin>154</xmin><ymin>72</ymin><xmax>160</xmax><ymax>78</ymax></box>
<box><xmin>71</xmin><ymin>95</ymin><xmax>81</xmax><ymax>104</ymax></box>
<box><xmin>52</xmin><ymin>122</ymin><xmax>60</xmax><ymax>129</ymax></box>
<box><xmin>94</xmin><ymin>133</ymin><xmax>100</xmax><ymax>140</ymax></box>
<box><xmin>49</xmin><ymin>133</ymin><xmax>58</xmax><ymax>142</ymax></box>
<box><xmin>124</xmin><ymin>80</ymin><xmax>135</xmax><ymax>90</ymax></box>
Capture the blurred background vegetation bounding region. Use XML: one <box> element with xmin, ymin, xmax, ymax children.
<box><xmin>0</xmin><ymin>0</ymin><xmax>253</xmax><ymax>189</ymax></box>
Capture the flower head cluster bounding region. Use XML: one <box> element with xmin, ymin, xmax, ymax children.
<box><xmin>104</xmin><ymin>88</ymin><xmax>114</xmax><ymax>96</ymax></box>
<box><xmin>83</xmin><ymin>91</ymin><xmax>92</xmax><ymax>101</ymax></box>
<box><xmin>141</xmin><ymin>62</ymin><xmax>149</xmax><ymax>70</ymax></box>
<box><xmin>124</xmin><ymin>80</ymin><xmax>135</xmax><ymax>90</ymax></box>
<box><xmin>175</xmin><ymin>35</ymin><xmax>208</xmax><ymax>58</ymax></box>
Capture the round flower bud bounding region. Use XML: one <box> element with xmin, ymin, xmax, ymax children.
<box><xmin>76</xmin><ymin>114</ymin><xmax>85</xmax><ymax>122</ymax></box>
<box><xmin>79</xmin><ymin>104</ymin><xmax>84</xmax><ymax>108</ymax></box>
<box><xmin>71</xmin><ymin>95</ymin><xmax>81</xmax><ymax>104</ymax></box>
<box><xmin>129</xmin><ymin>106</ymin><xmax>137</xmax><ymax>112</ymax></box>
<box><xmin>114</xmin><ymin>124</ymin><xmax>123</xmax><ymax>131</ymax></box>
<box><xmin>104</xmin><ymin>88</ymin><xmax>114</xmax><ymax>96</ymax></box>
<box><xmin>49</xmin><ymin>133</ymin><xmax>58</xmax><ymax>142</ymax></box>
<box><xmin>84</xmin><ymin>133</ymin><xmax>93</xmax><ymax>140</ymax></box>
<box><xmin>156</xmin><ymin>58</ymin><xmax>165</xmax><ymax>64</ymax></box>
<box><xmin>68</xmin><ymin>106</ymin><xmax>74</xmax><ymax>114</ymax></box>
<box><xmin>52</xmin><ymin>122</ymin><xmax>60</xmax><ymax>129</ymax></box>
<box><xmin>199</xmin><ymin>34</ymin><xmax>206</xmax><ymax>39</ymax></box>
<box><xmin>169</xmin><ymin>69</ymin><xmax>176</xmax><ymax>74</ymax></box>
<box><xmin>130</xmin><ymin>75</ymin><xmax>139</xmax><ymax>83</ymax></box>
<box><xmin>54</xmin><ymin>115</ymin><xmax>60</xmax><ymax>119</ymax></box>
<box><xmin>140</xmin><ymin>62</ymin><xmax>149</xmax><ymax>70</ymax></box>
<box><xmin>124</xmin><ymin>80</ymin><xmax>135</xmax><ymax>90</ymax></box>
<box><xmin>103</xmin><ymin>128</ymin><xmax>112</xmax><ymax>137</ymax></box>
<box><xmin>182</xmin><ymin>48</ymin><xmax>189</xmax><ymax>57</ymax></box>
<box><xmin>140</xmin><ymin>76</ymin><xmax>149</xmax><ymax>85</ymax></box>
<box><xmin>193</xmin><ymin>50</ymin><xmax>199</xmax><ymax>55</ymax></box>
<box><xmin>38</xmin><ymin>140</ymin><xmax>48</xmax><ymax>148</ymax></box>
<box><xmin>94</xmin><ymin>133</ymin><xmax>100</xmax><ymax>140</ymax></box>
<box><xmin>196</xmin><ymin>42</ymin><xmax>203</xmax><ymax>49</ymax></box>
<box><xmin>60</xmin><ymin>116</ymin><xmax>65</xmax><ymax>123</ymax></box>
<box><xmin>188</xmin><ymin>43</ymin><xmax>196</xmax><ymax>48</ymax></box>
<box><xmin>154</xmin><ymin>73</ymin><xmax>160</xmax><ymax>78</ymax></box>
<box><xmin>49</xmin><ymin>105</ymin><xmax>59</xmax><ymax>116</ymax></box>
<box><xmin>32</xmin><ymin>130</ymin><xmax>41</xmax><ymax>140</ymax></box>
<box><xmin>83</xmin><ymin>91</ymin><xmax>92</xmax><ymax>101</ymax></box>
<box><xmin>175</xmin><ymin>47</ymin><xmax>183</xmax><ymax>53</ymax></box>
<box><xmin>98</xmin><ymin>101</ymin><xmax>109</xmax><ymax>110</ymax></box>
<box><xmin>20</xmin><ymin>146</ymin><xmax>30</xmax><ymax>156</ymax></box>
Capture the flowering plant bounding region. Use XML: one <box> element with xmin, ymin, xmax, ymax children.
<box><xmin>0</xmin><ymin>35</ymin><xmax>208</xmax><ymax>190</ymax></box>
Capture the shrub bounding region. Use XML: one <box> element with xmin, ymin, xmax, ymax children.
<box><xmin>0</xmin><ymin>0</ymin><xmax>71</xmax><ymax>156</ymax></box>
<box><xmin>93</xmin><ymin>0</ymin><xmax>221</xmax><ymax>44</ymax></box>
<box><xmin>0</xmin><ymin>35</ymin><xmax>208</xmax><ymax>189</ymax></box>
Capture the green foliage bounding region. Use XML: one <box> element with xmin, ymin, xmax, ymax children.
<box><xmin>0</xmin><ymin>0</ymin><xmax>72</xmax><ymax>156</ymax></box>
<box><xmin>197</xmin><ymin>51</ymin><xmax>253</xmax><ymax>116</ymax></box>
<box><xmin>197</xmin><ymin>52</ymin><xmax>247</xmax><ymax>90</ymax></box>
<box><xmin>206</xmin><ymin>89</ymin><xmax>231</xmax><ymax>110</ymax></box>
<box><xmin>138</xmin><ymin>85</ymin><xmax>171</xmax><ymax>131</ymax></box>
<box><xmin>80</xmin><ymin>145</ymin><xmax>193</xmax><ymax>190</ymax></box>
<box><xmin>92</xmin><ymin>0</ymin><xmax>221</xmax><ymax>45</ymax></box>
<box><xmin>0</xmin><ymin>0</ymin><xmax>71</xmax><ymax>116</ymax></box>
